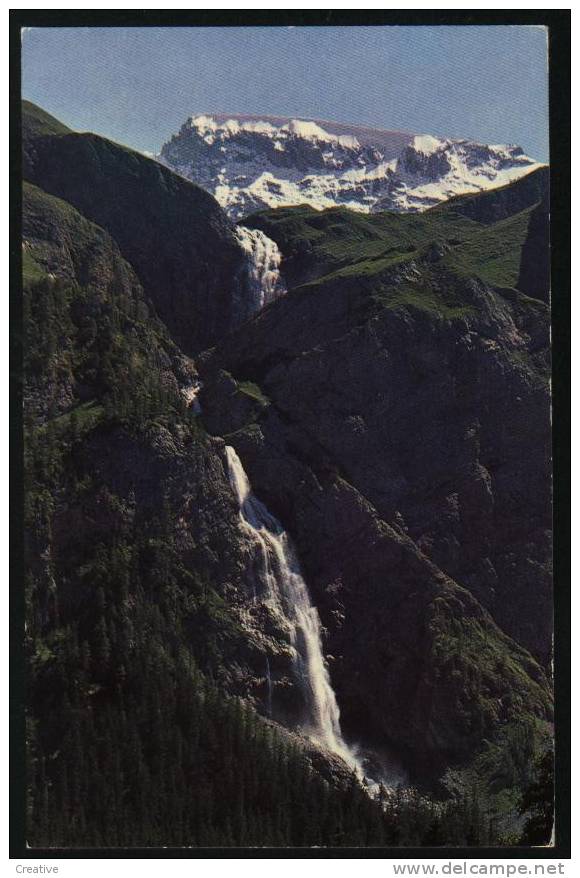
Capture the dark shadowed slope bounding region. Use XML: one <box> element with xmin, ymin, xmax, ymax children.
<box><xmin>23</xmin><ymin>101</ymin><xmax>248</xmax><ymax>355</ymax></box>
<box><xmin>199</xmin><ymin>181</ymin><xmax>552</xmax><ymax>780</ymax></box>
<box><xmin>22</xmin><ymin>101</ymin><xmax>553</xmax><ymax>847</ymax></box>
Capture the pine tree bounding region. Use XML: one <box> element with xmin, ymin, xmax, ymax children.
<box><xmin>519</xmin><ymin>750</ymin><xmax>554</xmax><ymax>845</ymax></box>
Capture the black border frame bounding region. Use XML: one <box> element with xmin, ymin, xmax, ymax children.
<box><xmin>9</xmin><ymin>8</ymin><xmax>571</xmax><ymax>860</ymax></box>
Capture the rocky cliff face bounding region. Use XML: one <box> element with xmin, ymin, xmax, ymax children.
<box><xmin>22</xmin><ymin>101</ymin><xmax>552</xmax><ymax>826</ymax></box>
<box><xmin>159</xmin><ymin>113</ymin><xmax>542</xmax><ymax>219</ymax></box>
<box><xmin>22</xmin><ymin>183</ymin><xmax>297</xmax><ymax>716</ymax></box>
<box><xmin>196</xmin><ymin>177</ymin><xmax>552</xmax><ymax>778</ymax></box>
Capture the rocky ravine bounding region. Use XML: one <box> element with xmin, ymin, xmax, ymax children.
<box><xmin>196</xmin><ymin>178</ymin><xmax>552</xmax><ymax>778</ymax></box>
<box><xmin>23</xmin><ymin>101</ymin><xmax>552</xmax><ymax>794</ymax></box>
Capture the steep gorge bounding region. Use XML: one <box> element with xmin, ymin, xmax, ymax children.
<box><xmin>197</xmin><ymin>174</ymin><xmax>552</xmax><ymax>779</ymax></box>
<box><xmin>21</xmin><ymin>101</ymin><xmax>553</xmax><ymax>846</ymax></box>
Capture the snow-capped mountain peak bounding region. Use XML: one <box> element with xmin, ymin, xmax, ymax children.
<box><xmin>159</xmin><ymin>113</ymin><xmax>543</xmax><ymax>219</ymax></box>
<box><xmin>410</xmin><ymin>134</ymin><xmax>446</xmax><ymax>155</ymax></box>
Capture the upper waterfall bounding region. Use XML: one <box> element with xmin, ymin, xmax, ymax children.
<box><xmin>224</xmin><ymin>444</ymin><xmax>362</xmax><ymax>772</ymax></box>
<box><xmin>234</xmin><ymin>225</ymin><xmax>286</xmax><ymax>320</ymax></box>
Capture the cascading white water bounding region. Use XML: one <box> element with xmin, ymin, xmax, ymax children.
<box><xmin>235</xmin><ymin>226</ymin><xmax>286</xmax><ymax>317</ymax></box>
<box><xmin>265</xmin><ymin>656</ymin><xmax>273</xmax><ymax>718</ymax></box>
<box><xmin>180</xmin><ymin>379</ymin><xmax>203</xmax><ymax>414</ymax></box>
<box><xmin>225</xmin><ymin>444</ymin><xmax>361</xmax><ymax>772</ymax></box>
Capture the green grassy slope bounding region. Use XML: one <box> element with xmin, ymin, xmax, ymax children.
<box><xmin>432</xmin><ymin>167</ymin><xmax>548</xmax><ymax>225</ymax></box>
<box><xmin>449</xmin><ymin>206</ymin><xmax>537</xmax><ymax>288</ymax></box>
<box><xmin>22</xmin><ymin>99</ymin><xmax>72</xmax><ymax>138</ymax></box>
<box><xmin>245</xmin><ymin>168</ymin><xmax>549</xmax><ymax>310</ymax></box>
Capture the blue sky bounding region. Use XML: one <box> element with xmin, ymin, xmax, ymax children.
<box><xmin>22</xmin><ymin>25</ymin><xmax>549</xmax><ymax>160</ymax></box>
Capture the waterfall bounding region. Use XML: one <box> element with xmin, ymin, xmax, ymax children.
<box><xmin>234</xmin><ymin>226</ymin><xmax>286</xmax><ymax>318</ymax></box>
<box><xmin>181</xmin><ymin>379</ymin><xmax>202</xmax><ymax>413</ymax></box>
<box><xmin>265</xmin><ymin>656</ymin><xmax>273</xmax><ymax>718</ymax></box>
<box><xmin>225</xmin><ymin>444</ymin><xmax>361</xmax><ymax>772</ymax></box>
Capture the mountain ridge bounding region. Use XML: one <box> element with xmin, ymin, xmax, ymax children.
<box><xmin>188</xmin><ymin>111</ymin><xmax>415</xmax><ymax>150</ymax></box>
<box><xmin>22</xmin><ymin>107</ymin><xmax>258</xmax><ymax>356</ymax></box>
<box><xmin>159</xmin><ymin>112</ymin><xmax>544</xmax><ymax>219</ymax></box>
<box><xmin>21</xmin><ymin>100</ymin><xmax>553</xmax><ymax>848</ymax></box>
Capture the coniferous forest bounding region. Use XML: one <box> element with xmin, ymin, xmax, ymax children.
<box><xmin>20</xmin><ymin>96</ymin><xmax>554</xmax><ymax>850</ymax></box>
